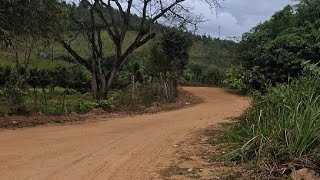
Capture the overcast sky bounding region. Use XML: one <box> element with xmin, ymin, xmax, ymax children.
<box><xmin>193</xmin><ymin>0</ymin><xmax>296</xmax><ymax>39</ymax></box>
<box><xmin>69</xmin><ymin>0</ymin><xmax>296</xmax><ymax>40</ymax></box>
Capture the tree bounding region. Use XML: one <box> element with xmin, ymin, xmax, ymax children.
<box><xmin>144</xmin><ymin>30</ymin><xmax>192</xmax><ymax>100</ymax></box>
<box><xmin>146</xmin><ymin>30</ymin><xmax>192</xmax><ymax>78</ymax></box>
<box><xmin>238</xmin><ymin>1</ymin><xmax>320</xmax><ymax>91</ymax></box>
<box><xmin>59</xmin><ymin>0</ymin><xmax>221</xmax><ymax>100</ymax></box>
<box><xmin>0</xmin><ymin>0</ymin><xmax>65</xmax><ymax>70</ymax></box>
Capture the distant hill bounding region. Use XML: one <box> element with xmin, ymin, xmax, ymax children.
<box><xmin>0</xmin><ymin>1</ymin><xmax>237</xmax><ymax>86</ymax></box>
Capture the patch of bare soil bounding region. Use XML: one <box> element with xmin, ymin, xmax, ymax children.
<box><xmin>160</xmin><ymin>124</ymin><xmax>255</xmax><ymax>180</ymax></box>
<box><xmin>0</xmin><ymin>89</ymin><xmax>202</xmax><ymax>128</ymax></box>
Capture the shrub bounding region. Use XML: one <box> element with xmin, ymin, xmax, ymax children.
<box><xmin>226</xmin><ymin>74</ymin><xmax>320</xmax><ymax>174</ymax></box>
<box><xmin>71</xmin><ymin>100</ymin><xmax>98</xmax><ymax>114</ymax></box>
<box><xmin>97</xmin><ymin>98</ymin><xmax>114</xmax><ymax>109</ymax></box>
<box><xmin>0</xmin><ymin>66</ymin><xmax>14</xmax><ymax>86</ymax></box>
<box><xmin>4</xmin><ymin>69</ymin><xmax>28</xmax><ymax>114</ymax></box>
<box><xmin>71</xmin><ymin>98</ymin><xmax>115</xmax><ymax>113</ymax></box>
<box><xmin>223</xmin><ymin>65</ymin><xmax>248</xmax><ymax>94</ymax></box>
<box><xmin>202</xmin><ymin>67</ymin><xmax>226</xmax><ymax>87</ymax></box>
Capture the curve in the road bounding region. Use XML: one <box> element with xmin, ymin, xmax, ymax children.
<box><xmin>0</xmin><ymin>87</ymin><xmax>250</xmax><ymax>180</ymax></box>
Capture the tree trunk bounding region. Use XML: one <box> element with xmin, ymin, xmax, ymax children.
<box><xmin>61</xmin><ymin>87</ymin><xmax>67</xmax><ymax>114</ymax></box>
<box><xmin>23</xmin><ymin>37</ymin><xmax>34</xmax><ymax>69</ymax></box>
<box><xmin>34</xmin><ymin>87</ymin><xmax>37</xmax><ymax>112</ymax></box>
<box><xmin>51</xmin><ymin>44</ymin><xmax>54</xmax><ymax>61</ymax></box>
<box><xmin>13</xmin><ymin>38</ymin><xmax>20</xmax><ymax>70</ymax></box>
<box><xmin>5</xmin><ymin>85</ymin><xmax>17</xmax><ymax>115</ymax></box>
<box><xmin>91</xmin><ymin>71</ymin><xmax>107</xmax><ymax>101</ymax></box>
<box><xmin>104</xmin><ymin>68</ymin><xmax>118</xmax><ymax>98</ymax></box>
<box><xmin>42</xmin><ymin>88</ymin><xmax>48</xmax><ymax>113</ymax></box>
<box><xmin>131</xmin><ymin>74</ymin><xmax>135</xmax><ymax>105</ymax></box>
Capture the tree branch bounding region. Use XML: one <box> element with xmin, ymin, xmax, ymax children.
<box><xmin>152</xmin><ymin>0</ymin><xmax>185</xmax><ymax>22</ymax></box>
<box><xmin>58</xmin><ymin>38</ymin><xmax>91</xmax><ymax>70</ymax></box>
<box><xmin>119</xmin><ymin>32</ymin><xmax>156</xmax><ymax>69</ymax></box>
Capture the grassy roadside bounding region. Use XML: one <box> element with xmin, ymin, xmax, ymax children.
<box><xmin>0</xmin><ymin>88</ymin><xmax>202</xmax><ymax>128</ymax></box>
<box><xmin>218</xmin><ymin>74</ymin><xmax>320</xmax><ymax>179</ymax></box>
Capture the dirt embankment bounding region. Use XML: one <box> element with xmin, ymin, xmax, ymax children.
<box><xmin>0</xmin><ymin>87</ymin><xmax>249</xmax><ymax>180</ymax></box>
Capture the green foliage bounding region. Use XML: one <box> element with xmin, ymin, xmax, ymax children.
<box><xmin>97</xmin><ymin>98</ymin><xmax>114</xmax><ymax>109</ymax></box>
<box><xmin>145</xmin><ymin>30</ymin><xmax>192</xmax><ymax>79</ymax></box>
<box><xmin>0</xmin><ymin>0</ymin><xmax>66</xmax><ymax>41</ymax></box>
<box><xmin>223</xmin><ymin>65</ymin><xmax>247</xmax><ymax>93</ymax></box>
<box><xmin>0</xmin><ymin>0</ymin><xmax>236</xmax><ymax>114</ymax></box>
<box><xmin>72</xmin><ymin>98</ymin><xmax>113</xmax><ymax>113</ymax></box>
<box><xmin>185</xmin><ymin>35</ymin><xmax>238</xmax><ymax>86</ymax></box>
<box><xmin>239</xmin><ymin>1</ymin><xmax>320</xmax><ymax>91</ymax></box>
<box><xmin>144</xmin><ymin>30</ymin><xmax>192</xmax><ymax>101</ymax></box>
<box><xmin>3</xmin><ymin>69</ymin><xmax>28</xmax><ymax>114</ymax></box>
<box><xmin>114</xmin><ymin>61</ymin><xmax>144</xmax><ymax>89</ymax></box>
<box><xmin>182</xmin><ymin>66</ymin><xmax>226</xmax><ymax>87</ymax></box>
<box><xmin>71</xmin><ymin>100</ymin><xmax>99</xmax><ymax>114</ymax></box>
<box><xmin>0</xmin><ymin>65</ymin><xmax>91</xmax><ymax>115</ymax></box>
<box><xmin>225</xmin><ymin>73</ymin><xmax>320</xmax><ymax>174</ymax></box>
<box><xmin>161</xmin><ymin>30</ymin><xmax>192</xmax><ymax>72</ymax></box>
<box><xmin>0</xmin><ymin>66</ymin><xmax>13</xmax><ymax>86</ymax></box>
<box><xmin>112</xmin><ymin>81</ymin><xmax>175</xmax><ymax>107</ymax></box>
<box><xmin>0</xmin><ymin>65</ymin><xmax>90</xmax><ymax>91</ymax></box>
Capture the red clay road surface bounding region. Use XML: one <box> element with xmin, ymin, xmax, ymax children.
<box><xmin>0</xmin><ymin>87</ymin><xmax>250</xmax><ymax>180</ymax></box>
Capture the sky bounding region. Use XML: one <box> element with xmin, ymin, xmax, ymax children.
<box><xmin>193</xmin><ymin>0</ymin><xmax>296</xmax><ymax>39</ymax></box>
<box><xmin>69</xmin><ymin>0</ymin><xmax>296</xmax><ymax>40</ymax></box>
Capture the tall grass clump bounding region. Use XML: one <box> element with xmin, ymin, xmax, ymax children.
<box><xmin>227</xmin><ymin>73</ymin><xmax>320</xmax><ymax>173</ymax></box>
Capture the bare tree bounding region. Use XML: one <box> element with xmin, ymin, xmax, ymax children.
<box><xmin>59</xmin><ymin>0</ymin><xmax>221</xmax><ymax>100</ymax></box>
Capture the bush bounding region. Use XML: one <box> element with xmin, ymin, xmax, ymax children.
<box><xmin>0</xmin><ymin>66</ymin><xmax>11</xmax><ymax>86</ymax></box>
<box><xmin>71</xmin><ymin>100</ymin><xmax>98</xmax><ymax>114</ymax></box>
<box><xmin>111</xmin><ymin>80</ymin><xmax>175</xmax><ymax>108</ymax></box>
<box><xmin>183</xmin><ymin>66</ymin><xmax>226</xmax><ymax>87</ymax></box>
<box><xmin>202</xmin><ymin>67</ymin><xmax>226</xmax><ymax>87</ymax></box>
<box><xmin>226</xmin><ymin>74</ymin><xmax>320</xmax><ymax>174</ymax></box>
<box><xmin>4</xmin><ymin>70</ymin><xmax>28</xmax><ymax>114</ymax></box>
<box><xmin>223</xmin><ymin>65</ymin><xmax>248</xmax><ymax>94</ymax></box>
<box><xmin>97</xmin><ymin>98</ymin><xmax>114</xmax><ymax>109</ymax></box>
<box><xmin>0</xmin><ymin>65</ymin><xmax>90</xmax><ymax>92</ymax></box>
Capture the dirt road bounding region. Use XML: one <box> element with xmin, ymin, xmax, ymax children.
<box><xmin>0</xmin><ymin>87</ymin><xmax>249</xmax><ymax>180</ymax></box>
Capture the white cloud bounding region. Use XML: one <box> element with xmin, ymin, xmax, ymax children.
<box><xmin>194</xmin><ymin>0</ymin><xmax>296</xmax><ymax>39</ymax></box>
<box><xmin>68</xmin><ymin>0</ymin><xmax>296</xmax><ymax>39</ymax></box>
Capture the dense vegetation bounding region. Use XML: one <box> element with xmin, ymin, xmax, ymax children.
<box><xmin>185</xmin><ymin>36</ymin><xmax>237</xmax><ymax>87</ymax></box>
<box><xmin>224</xmin><ymin>0</ymin><xmax>320</xmax><ymax>177</ymax></box>
<box><xmin>0</xmin><ymin>0</ymin><xmax>234</xmax><ymax>115</ymax></box>
<box><xmin>224</xmin><ymin>0</ymin><xmax>320</xmax><ymax>92</ymax></box>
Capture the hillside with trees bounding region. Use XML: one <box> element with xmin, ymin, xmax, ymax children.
<box><xmin>0</xmin><ymin>0</ymin><xmax>234</xmax><ymax>115</ymax></box>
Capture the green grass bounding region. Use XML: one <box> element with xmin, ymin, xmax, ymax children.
<box><xmin>0</xmin><ymin>31</ymin><xmax>144</xmax><ymax>70</ymax></box>
<box><xmin>0</xmin><ymin>31</ymin><xmax>236</xmax><ymax>72</ymax></box>
<box><xmin>189</xmin><ymin>40</ymin><xmax>237</xmax><ymax>70</ymax></box>
<box><xmin>0</xmin><ymin>87</ymin><xmax>94</xmax><ymax>115</ymax></box>
<box><xmin>224</xmin><ymin>74</ymin><xmax>320</xmax><ymax>175</ymax></box>
<box><xmin>53</xmin><ymin>31</ymin><xmax>141</xmax><ymax>59</ymax></box>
